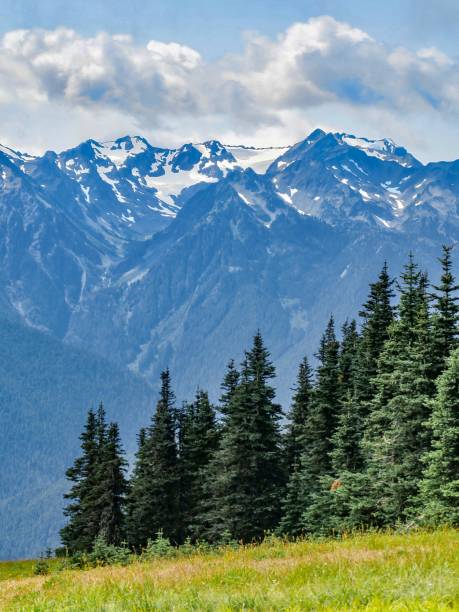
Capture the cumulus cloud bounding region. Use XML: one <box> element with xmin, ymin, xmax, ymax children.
<box><xmin>1</xmin><ymin>16</ymin><xmax>459</xmax><ymax>160</ymax></box>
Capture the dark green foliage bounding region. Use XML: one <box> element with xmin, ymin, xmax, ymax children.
<box><xmin>338</xmin><ymin>320</ymin><xmax>359</xmax><ymax>397</ymax></box>
<box><xmin>355</xmin><ymin>261</ymin><xmax>395</xmax><ymax>402</ymax></box>
<box><xmin>284</xmin><ymin>357</ymin><xmax>313</xmax><ymax>471</ymax></box>
<box><xmin>178</xmin><ymin>389</ymin><xmax>219</xmax><ymax>541</ymax></box>
<box><xmin>421</xmin><ymin>348</ymin><xmax>459</xmax><ymax>526</ymax></box>
<box><xmin>57</xmin><ymin>247</ymin><xmax>459</xmax><ymax>550</ymax></box>
<box><xmin>201</xmin><ymin>332</ymin><xmax>285</xmax><ymax>542</ymax></box>
<box><xmin>298</xmin><ymin>317</ymin><xmax>341</xmax><ymax>533</ymax></box>
<box><xmin>361</xmin><ymin>256</ymin><xmax>434</xmax><ymax>525</ymax></box>
<box><xmin>126</xmin><ymin>370</ymin><xmax>179</xmax><ymax>548</ymax></box>
<box><xmin>61</xmin><ymin>408</ymin><xmax>103</xmax><ymax>552</ymax></box>
<box><xmin>94</xmin><ymin>423</ymin><xmax>128</xmax><ymax>546</ymax></box>
<box><xmin>61</xmin><ymin>406</ymin><xmax>128</xmax><ymax>552</ymax></box>
<box><xmin>431</xmin><ymin>245</ymin><xmax>459</xmax><ymax>378</ymax></box>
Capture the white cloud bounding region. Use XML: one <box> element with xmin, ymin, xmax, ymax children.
<box><xmin>1</xmin><ymin>17</ymin><xmax>459</xmax><ymax>161</ymax></box>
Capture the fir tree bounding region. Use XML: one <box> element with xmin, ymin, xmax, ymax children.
<box><xmin>126</xmin><ymin>370</ymin><xmax>179</xmax><ymax>548</ymax></box>
<box><xmin>431</xmin><ymin>245</ymin><xmax>459</xmax><ymax>378</ymax></box>
<box><xmin>61</xmin><ymin>408</ymin><xmax>100</xmax><ymax>552</ymax></box>
<box><xmin>338</xmin><ymin>320</ymin><xmax>359</xmax><ymax>397</ymax></box>
<box><xmin>420</xmin><ymin>347</ymin><xmax>459</xmax><ymax>526</ymax></box>
<box><xmin>95</xmin><ymin>422</ymin><xmax>128</xmax><ymax>546</ymax></box>
<box><xmin>362</xmin><ymin>257</ymin><xmax>434</xmax><ymax>525</ymax></box>
<box><xmin>284</xmin><ymin>356</ymin><xmax>313</xmax><ymax>471</ymax></box>
<box><xmin>178</xmin><ymin>389</ymin><xmax>219</xmax><ymax>540</ymax></box>
<box><xmin>354</xmin><ymin>262</ymin><xmax>395</xmax><ymax>403</ymax></box>
<box><xmin>202</xmin><ymin>333</ymin><xmax>284</xmax><ymax>542</ymax></box>
<box><xmin>298</xmin><ymin>316</ymin><xmax>340</xmax><ymax>533</ymax></box>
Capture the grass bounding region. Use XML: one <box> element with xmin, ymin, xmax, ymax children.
<box><xmin>1</xmin><ymin>529</ymin><xmax>458</xmax><ymax>611</ymax></box>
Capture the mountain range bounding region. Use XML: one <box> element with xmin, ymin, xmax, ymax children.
<box><xmin>1</xmin><ymin>127</ymin><xmax>459</xmax><ymax>558</ymax></box>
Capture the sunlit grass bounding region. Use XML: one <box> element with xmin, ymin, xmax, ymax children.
<box><xmin>2</xmin><ymin>529</ymin><xmax>458</xmax><ymax>611</ymax></box>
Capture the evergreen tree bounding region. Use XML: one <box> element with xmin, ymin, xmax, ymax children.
<box><xmin>178</xmin><ymin>389</ymin><xmax>219</xmax><ymax>540</ymax></box>
<box><xmin>61</xmin><ymin>408</ymin><xmax>101</xmax><ymax>552</ymax></box>
<box><xmin>298</xmin><ymin>316</ymin><xmax>340</xmax><ymax>533</ymax></box>
<box><xmin>278</xmin><ymin>357</ymin><xmax>313</xmax><ymax>538</ymax></box>
<box><xmin>202</xmin><ymin>333</ymin><xmax>284</xmax><ymax>542</ymax></box>
<box><xmin>420</xmin><ymin>347</ymin><xmax>459</xmax><ymax>526</ymax></box>
<box><xmin>354</xmin><ymin>262</ymin><xmax>395</xmax><ymax>403</ymax></box>
<box><xmin>431</xmin><ymin>245</ymin><xmax>459</xmax><ymax>378</ymax></box>
<box><xmin>338</xmin><ymin>320</ymin><xmax>359</xmax><ymax>397</ymax></box>
<box><xmin>284</xmin><ymin>356</ymin><xmax>313</xmax><ymax>471</ymax></box>
<box><xmin>361</xmin><ymin>257</ymin><xmax>434</xmax><ymax>525</ymax></box>
<box><xmin>126</xmin><ymin>370</ymin><xmax>179</xmax><ymax>548</ymax></box>
<box><xmin>95</xmin><ymin>422</ymin><xmax>128</xmax><ymax>545</ymax></box>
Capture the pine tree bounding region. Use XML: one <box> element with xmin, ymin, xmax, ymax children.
<box><xmin>178</xmin><ymin>389</ymin><xmax>219</xmax><ymax>540</ymax></box>
<box><xmin>61</xmin><ymin>404</ymin><xmax>112</xmax><ymax>551</ymax></box>
<box><xmin>354</xmin><ymin>262</ymin><xmax>395</xmax><ymax>404</ymax></box>
<box><xmin>126</xmin><ymin>370</ymin><xmax>179</xmax><ymax>548</ymax></box>
<box><xmin>284</xmin><ymin>356</ymin><xmax>313</xmax><ymax>471</ymax></box>
<box><xmin>61</xmin><ymin>408</ymin><xmax>100</xmax><ymax>552</ymax></box>
<box><xmin>202</xmin><ymin>333</ymin><xmax>284</xmax><ymax>542</ymax></box>
<box><xmin>361</xmin><ymin>256</ymin><xmax>434</xmax><ymax>525</ymax></box>
<box><xmin>278</xmin><ymin>357</ymin><xmax>313</xmax><ymax>537</ymax></box>
<box><xmin>95</xmin><ymin>422</ymin><xmax>128</xmax><ymax>545</ymax></box>
<box><xmin>420</xmin><ymin>347</ymin><xmax>459</xmax><ymax>526</ymax></box>
<box><xmin>431</xmin><ymin>245</ymin><xmax>459</xmax><ymax>379</ymax></box>
<box><xmin>338</xmin><ymin>320</ymin><xmax>359</xmax><ymax>398</ymax></box>
<box><xmin>298</xmin><ymin>316</ymin><xmax>340</xmax><ymax>533</ymax></box>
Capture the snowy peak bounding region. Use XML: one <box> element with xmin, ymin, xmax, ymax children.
<box><xmin>336</xmin><ymin>133</ymin><xmax>421</xmax><ymax>168</ymax></box>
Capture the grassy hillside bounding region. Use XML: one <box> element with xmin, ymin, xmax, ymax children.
<box><xmin>1</xmin><ymin>530</ymin><xmax>457</xmax><ymax>610</ymax></box>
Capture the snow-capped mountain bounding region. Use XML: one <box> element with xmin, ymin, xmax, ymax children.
<box><xmin>3</xmin><ymin>127</ymin><xmax>459</xmax><ymax>560</ymax></box>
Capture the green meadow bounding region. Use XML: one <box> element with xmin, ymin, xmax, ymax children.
<box><xmin>1</xmin><ymin>529</ymin><xmax>458</xmax><ymax>611</ymax></box>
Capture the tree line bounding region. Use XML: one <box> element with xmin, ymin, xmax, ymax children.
<box><xmin>61</xmin><ymin>246</ymin><xmax>459</xmax><ymax>552</ymax></box>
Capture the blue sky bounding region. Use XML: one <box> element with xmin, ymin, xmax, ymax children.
<box><xmin>0</xmin><ymin>1</ymin><xmax>458</xmax><ymax>160</ymax></box>
<box><xmin>2</xmin><ymin>0</ymin><xmax>459</xmax><ymax>59</ymax></box>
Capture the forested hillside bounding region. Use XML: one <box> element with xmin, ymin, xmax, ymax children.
<box><xmin>0</xmin><ymin>317</ymin><xmax>153</xmax><ymax>559</ymax></box>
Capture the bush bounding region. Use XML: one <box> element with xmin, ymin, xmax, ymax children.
<box><xmin>34</xmin><ymin>555</ymin><xmax>50</xmax><ymax>575</ymax></box>
<box><xmin>143</xmin><ymin>529</ymin><xmax>176</xmax><ymax>559</ymax></box>
<box><xmin>89</xmin><ymin>534</ymin><xmax>132</xmax><ymax>567</ymax></box>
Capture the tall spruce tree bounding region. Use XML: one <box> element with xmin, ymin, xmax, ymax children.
<box><xmin>297</xmin><ymin>316</ymin><xmax>341</xmax><ymax>533</ymax></box>
<box><xmin>94</xmin><ymin>422</ymin><xmax>128</xmax><ymax>545</ymax></box>
<box><xmin>362</xmin><ymin>256</ymin><xmax>434</xmax><ymax>525</ymax></box>
<box><xmin>420</xmin><ymin>347</ymin><xmax>459</xmax><ymax>526</ymax></box>
<box><xmin>178</xmin><ymin>389</ymin><xmax>219</xmax><ymax>541</ymax></box>
<box><xmin>284</xmin><ymin>356</ymin><xmax>313</xmax><ymax>471</ymax></box>
<box><xmin>126</xmin><ymin>370</ymin><xmax>179</xmax><ymax>548</ymax></box>
<box><xmin>431</xmin><ymin>245</ymin><xmax>459</xmax><ymax>379</ymax></box>
<box><xmin>201</xmin><ymin>333</ymin><xmax>284</xmax><ymax>542</ymax></box>
<box><xmin>278</xmin><ymin>357</ymin><xmax>313</xmax><ymax>537</ymax></box>
<box><xmin>61</xmin><ymin>408</ymin><xmax>101</xmax><ymax>552</ymax></box>
<box><xmin>354</xmin><ymin>262</ymin><xmax>395</xmax><ymax>404</ymax></box>
<box><xmin>338</xmin><ymin>320</ymin><xmax>359</xmax><ymax>398</ymax></box>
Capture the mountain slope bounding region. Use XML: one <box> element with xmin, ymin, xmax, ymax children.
<box><xmin>0</xmin><ymin>316</ymin><xmax>153</xmax><ymax>560</ymax></box>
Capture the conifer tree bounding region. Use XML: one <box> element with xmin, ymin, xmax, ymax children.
<box><xmin>61</xmin><ymin>408</ymin><xmax>101</xmax><ymax>552</ymax></box>
<box><xmin>420</xmin><ymin>347</ymin><xmax>459</xmax><ymax>526</ymax></box>
<box><xmin>126</xmin><ymin>370</ymin><xmax>179</xmax><ymax>548</ymax></box>
<box><xmin>354</xmin><ymin>262</ymin><xmax>395</xmax><ymax>403</ymax></box>
<box><xmin>298</xmin><ymin>316</ymin><xmax>340</xmax><ymax>533</ymax></box>
<box><xmin>178</xmin><ymin>389</ymin><xmax>219</xmax><ymax>540</ymax></box>
<box><xmin>431</xmin><ymin>245</ymin><xmax>459</xmax><ymax>379</ymax></box>
<box><xmin>284</xmin><ymin>356</ymin><xmax>313</xmax><ymax>471</ymax></box>
<box><xmin>95</xmin><ymin>422</ymin><xmax>128</xmax><ymax>545</ymax></box>
<box><xmin>362</xmin><ymin>256</ymin><xmax>434</xmax><ymax>525</ymax></box>
<box><xmin>202</xmin><ymin>333</ymin><xmax>284</xmax><ymax>542</ymax></box>
<box><xmin>338</xmin><ymin>320</ymin><xmax>359</xmax><ymax>397</ymax></box>
<box><xmin>278</xmin><ymin>357</ymin><xmax>313</xmax><ymax>537</ymax></box>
